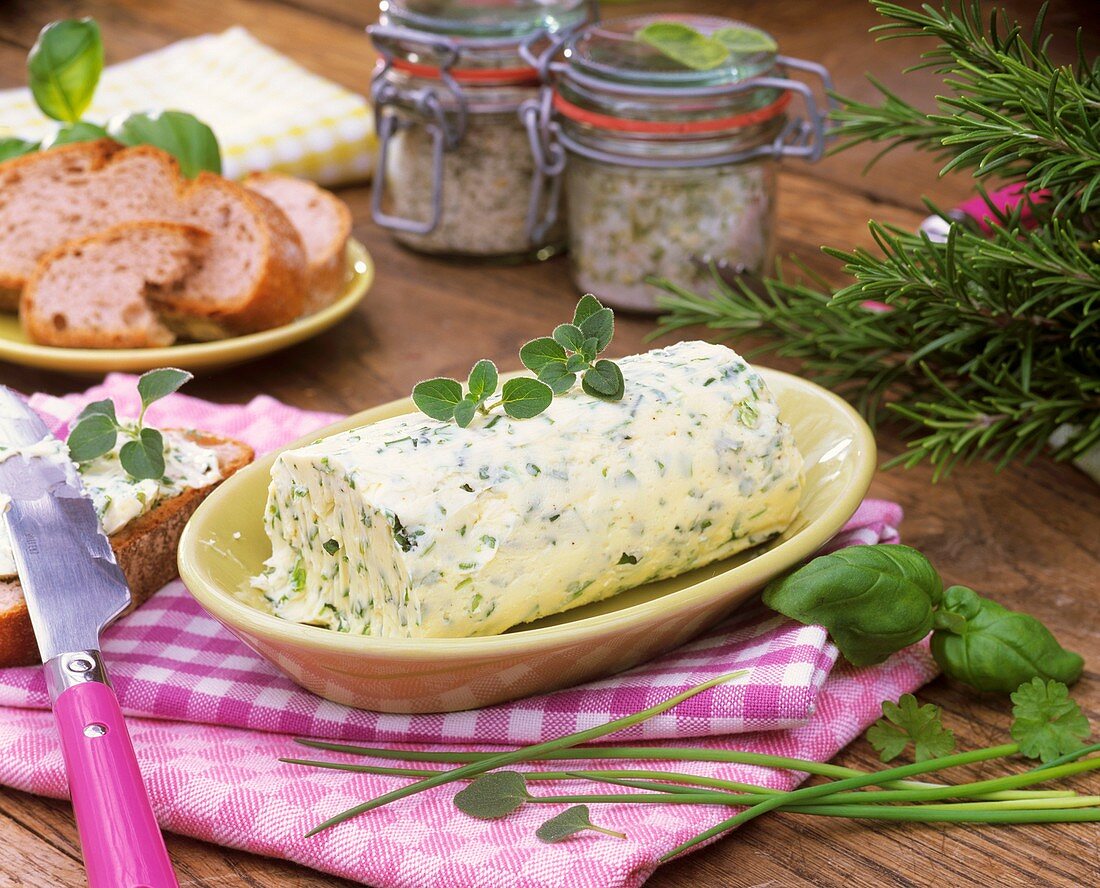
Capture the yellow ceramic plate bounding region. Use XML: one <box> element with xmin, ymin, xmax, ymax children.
<box><xmin>0</xmin><ymin>240</ymin><xmax>373</xmax><ymax>375</ymax></box>
<box><xmin>180</xmin><ymin>367</ymin><xmax>875</xmax><ymax>713</ymax></box>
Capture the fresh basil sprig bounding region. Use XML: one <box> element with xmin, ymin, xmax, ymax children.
<box><xmin>412</xmin><ymin>295</ymin><xmax>624</xmax><ymax>427</ymax></box>
<box><xmin>66</xmin><ymin>367</ymin><xmax>193</xmax><ymax>481</ymax></box>
<box><xmin>931</xmin><ymin>586</ymin><xmax>1085</xmax><ymax>694</ymax></box>
<box><xmin>13</xmin><ymin>18</ymin><xmax>221</xmax><ymax>176</ymax></box>
<box><xmin>28</xmin><ymin>18</ymin><xmax>104</xmax><ymax>123</ymax></box>
<box><xmin>762</xmin><ymin>545</ymin><xmax>942</xmax><ymax>666</ymax></box>
<box><xmin>763</xmin><ymin>545</ymin><xmax>1083</xmax><ymax>694</ymax></box>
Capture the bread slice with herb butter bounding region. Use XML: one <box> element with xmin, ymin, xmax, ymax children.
<box><xmin>0</xmin><ymin>429</ymin><xmax>252</xmax><ymax>667</ymax></box>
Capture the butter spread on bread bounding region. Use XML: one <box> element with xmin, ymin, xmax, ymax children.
<box><xmin>0</xmin><ymin>430</ymin><xmax>222</xmax><ymax>580</ymax></box>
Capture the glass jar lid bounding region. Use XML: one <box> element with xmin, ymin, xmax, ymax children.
<box><xmin>381</xmin><ymin>0</ymin><xmax>590</xmax><ymax>40</ymax></box>
<box><xmin>557</xmin><ymin>14</ymin><xmax>787</xmax><ymax>130</ymax></box>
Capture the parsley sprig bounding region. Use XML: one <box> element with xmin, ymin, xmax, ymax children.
<box><xmin>66</xmin><ymin>368</ymin><xmax>192</xmax><ymax>481</ymax></box>
<box><xmin>411</xmin><ymin>295</ymin><xmax>624</xmax><ymax>427</ymax></box>
<box><xmin>867</xmin><ymin>694</ymin><xmax>956</xmax><ymax>762</ymax></box>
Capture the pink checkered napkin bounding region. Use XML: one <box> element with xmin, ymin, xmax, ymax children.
<box><xmin>0</xmin><ymin>375</ymin><xmax>937</xmax><ymax>888</ymax></box>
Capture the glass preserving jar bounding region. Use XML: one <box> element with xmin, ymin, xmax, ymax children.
<box><xmin>368</xmin><ymin>0</ymin><xmax>593</xmax><ymax>260</ymax></box>
<box><xmin>524</xmin><ymin>15</ymin><xmax>832</xmax><ymax>310</ymax></box>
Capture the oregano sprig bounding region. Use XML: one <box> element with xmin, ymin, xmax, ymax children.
<box><xmin>519</xmin><ymin>295</ymin><xmax>624</xmax><ymax>401</ymax></box>
<box><xmin>66</xmin><ymin>367</ymin><xmax>192</xmax><ymax>481</ymax></box>
<box><xmin>412</xmin><ymin>295</ymin><xmax>625</xmax><ymax>427</ymax></box>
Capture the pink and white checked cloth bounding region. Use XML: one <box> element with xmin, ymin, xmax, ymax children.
<box><xmin>0</xmin><ymin>376</ymin><xmax>938</xmax><ymax>887</ymax></box>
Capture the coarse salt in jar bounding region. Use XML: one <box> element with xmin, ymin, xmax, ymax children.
<box><xmin>368</xmin><ymin>0</ymin><xmax>593</xmax><ymax>261</ymax></box>
<box><xmin>524</xmin><ymin>14</ymin><xmax>833</xmax><ymax>310</ymax></box>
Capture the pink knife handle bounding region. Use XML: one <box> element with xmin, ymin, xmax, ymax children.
<box><xmin>53</xmin><ymin>681</ymin><xmax>179</xmax><ymax>888</ymax></box>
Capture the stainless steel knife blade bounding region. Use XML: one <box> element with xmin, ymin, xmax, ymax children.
<box><xmin>0</xmin><ymin>387</ymin><xmax>129</xmax><ymax>662</ymax></box>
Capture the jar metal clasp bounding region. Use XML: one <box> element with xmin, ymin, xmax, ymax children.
<box><xmin>367</xmin><ymin>24</ymin><xmax>467</xmax><ymax>235</ymax></box>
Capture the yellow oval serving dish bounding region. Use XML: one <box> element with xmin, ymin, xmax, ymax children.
<box><xmin>178</xmin><ymin>366</ymin><xmax>875</xmax><ymax>713</ymax></box>
<box><xmin>0</xmin><ymin>240</ymin><xmax>373</xmax><ymax>375</ymax></box>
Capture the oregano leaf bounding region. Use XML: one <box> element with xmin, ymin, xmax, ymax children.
<box><xmin>519</xmin><ymin>337</ymin><xmax>567</xmax><ymax>374</ymax></box>
<box><xmin>412</xmin><ymin>378</ymin><xmax>463</xmax><ymax>422</ymax></box>
<box><xmin>66</xmin><ymin>413</ymin><xmax>118</xmax><ymax>462</ymax></box>
<box><xmin>578</xmin><ymin>307</ymin><xmax>614</xmax><ymax>353</ymax></box>
<box><xmin>581</xmin><ymin>360</ymin><xmax>625</xmax><ymax>401</ymax></box>
<box><xmin>467</xmin><ymin>359</ymin><xmax>498</xmax><ymax>404</ymax></box>
<box><xmin>564</xmin><ymin>353</ymin><xmax>589</xmax><ymax>374</ymax></box>
<box><xmin>136</xmin><ymin>367</ymin><xmax>193</xmax><ymax>411</ymax></box>
<box><xmin>552</xmin><ymin>323</ymin><xmax>587</xmax><ymax>353</ymax></box>
<box><xmin>538</xmin><ymin>362</ymin><xmax>577</xmax><ymax>395</ymax></box>
<box><xmin>572</xmin><ymin>294</ymin><xmax>603</xmax><ymax>327</ymax></box>
<box><xmin>453</xmin><ymin>398</ymin><xmax>477</xmax><ymax>428</ymax></box>
<box><xmin>500</xmin><ymin>378</ymin><xmax>553</xmax><ymax>419</ymax></box>
<box><xmin>119</xmin><ymin>427</ymin><xmax>165</xmax><ymax>481</ymax></box>
<box><xmin>74</xmin><ymin>398</ymin><xmax>116</xmax><ymax>425</ymax></box>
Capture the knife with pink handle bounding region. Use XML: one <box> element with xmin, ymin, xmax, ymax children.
<box><xmin>0</xmin><ymin>386</ymin><xmax>178</xmax><ymax>888</ymax></box>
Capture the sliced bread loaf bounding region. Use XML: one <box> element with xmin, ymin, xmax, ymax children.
<box><xmin>0</xmin><ymin>430</ymin><xmax>253</xmax><ymax>667</ymax></box>
<box><xmin>21</xmin><ymin>221</ymin><xmax>209</xmax><ymax>349</ymax></box>
<box><xmin>245</xmin><ymin>172</ymin><xmax>352</xmax><ymax>313</ymax></box>
<box><xmin>157</xmin><ymin>175</ymin><xmax>308</xmax><ymax>338</ymax></box>
<box><xmin>0</xmin><ymin>140</ymin><xmax>308</xmax><ymax>337</ymax></box>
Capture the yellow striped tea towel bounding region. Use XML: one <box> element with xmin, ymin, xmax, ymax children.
<box><xmin>0</xmin><ymin>27</ymin><xmax>375</xmax><ymax>185</ymax></box>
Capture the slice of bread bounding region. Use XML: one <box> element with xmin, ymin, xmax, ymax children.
<box><xmin>21</xmin><ymin>221</ymin><xmax>210</xmax><ymax>349</ymax></box>
<box><xmin>244</xmin><ymin>172</ymin><xmax>352</xmax><ymax>314</ymax></box>
<box><xmin>0</xmin><ymin>140</ymin><xmax>308</xmax><ymax>337</ymax></box>
<box><xmin>157</xmin><ymin>175</ymin><xmax>308</xmax><ymax>338</ymax></box>
<box><xmin>0</xmin><ymin>430</ymin><xmax>253</xmax><ymax>667</ymax></box>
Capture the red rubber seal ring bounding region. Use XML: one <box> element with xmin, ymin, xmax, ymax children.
<box><xmin>552</xmin><ymin>90</ymin><xmax>791</xmax><ymax>135</ymax></box>
<box><xmin>391</xmin><ymin>58</ymin><xmax>541</xmax><ymax>86</ymax></box>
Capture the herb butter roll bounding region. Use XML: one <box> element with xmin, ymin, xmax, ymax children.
<box><xmin>253</xmin><ymin>341</ymin><xmax>804</xmax><ymax>638</ymax></box>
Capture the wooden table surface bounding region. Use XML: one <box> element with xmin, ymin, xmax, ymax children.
<box><xmin>0</xmin><ymin>0</ymin><xmax>1097</xmax><ymax>885</ymax></box>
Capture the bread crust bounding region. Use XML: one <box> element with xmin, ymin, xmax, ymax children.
<box><xmin>20</xmin><ymin>221</ymin><xmax>211</xmax><ymax>349</ymax></box>
<box><xmin>244</xmin><ymin>172</ymin><xmax>352</xmax><ymax>313</ymax></box>
<box><xmin>0</xmin><ymin>430</ymin><xmax>253</xmax><ymax>667</ymax></box>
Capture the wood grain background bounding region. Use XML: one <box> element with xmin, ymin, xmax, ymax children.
<box><xmin>0</xmin><ymin>1</ymin><xmax>1097</xmax><ymax>885</ymax></box>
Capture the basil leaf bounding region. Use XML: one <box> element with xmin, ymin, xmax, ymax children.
<box><xmin>762</xmin><ymin>545</ymin><xmax>943</xmax><ymax>666</ymax></box>
<box><xmin>572</xmin><ymin>294</ymin><xmax>604</xmax><ymax>327</ymax></box>
<box><xmin>412</xmin><ymin>377</ymin><xmax>463</xmax><ymax>422</ymax></box>
<box><xmin>453</xmin><ymin>398</ymin><xmax>477</xmax><ymax>428</ymax></box>
<box><xmin>713</xmin><ymin>26</ymin><xmax>779</xmax><ymax>55</ymax></box>
<box><xmin>119</xmin><ymin>427</ymin><xmax>165</xmax><ymax>481</ymax></box>
<box><xmin>66</xmin><ymin>413</ymin><xmax>117</xmax><ymax>462</ymax></box>
<box><xmin>519</xmin><ymin>336</ymin><xmax>567</xmax><ymax>374</ymax></box>
<box><xmin>581</xmin><ymin>360</ymin><xmax>625</xmax><ymax>401</ymax></box>
<box><xmin>930</xmin><ymin>586</ymin><xmax>1084</xmax><ymax>694</ymax></box>
<box><xmin>500</xmin><ymin>378</ymin><xmax>553</xmax><ymax>419</ymax></box>
<box><xmin>109</xmin><ymin>110</ymin><xmax>222</xmax><ymax>178</ymax></box>
<box><xmin>27</xmin><ymin>18</ymin><xmax>104</xmax><ymax>123</ymax></box>
<box><xmin>42</xmin><ymin>120</ymin><xmax>108</xmax><ymax>149</ymax></box>
<box><xmin>74</xmin><ymin>397</ymin><xmax>116</xmax><ymax>425</ymax></box>
<box><xmin>636</xmin><ymin>22</ymin><xmax>730</xmax><ymax>72</ymax></box>
<box><xmin>537</xmin><ymin>362</ymin><xmax>577</xmax><ymax>395</ymax></box>
<box><xmin>552</xmin><ymin>323</ymin><xmax>587</xmax><ymax>353</ymax></box>
<box><xmin>0</xmin><ymin>137</ymin><xmax>39</xmax><ymax>162</ymax></box>
<box><xmin>467</xmin><ymin>359</ymin><xmax>498</xmax><ymax>404</ymax></box>
<box><xmin>137</xmin><ymin>367</ymin><xmax>193</xmax><ymax>410</ymax></box>
<box><xmin>578</xmin><ymin>307</ymin><xmax>614</xmax><ymax>353</ymax></box>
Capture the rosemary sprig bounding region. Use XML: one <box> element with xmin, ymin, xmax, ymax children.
<box><xmin>654</xmin><ymin>0</ymin><xmax>1100</xmax><ymax>477</ymax></box>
